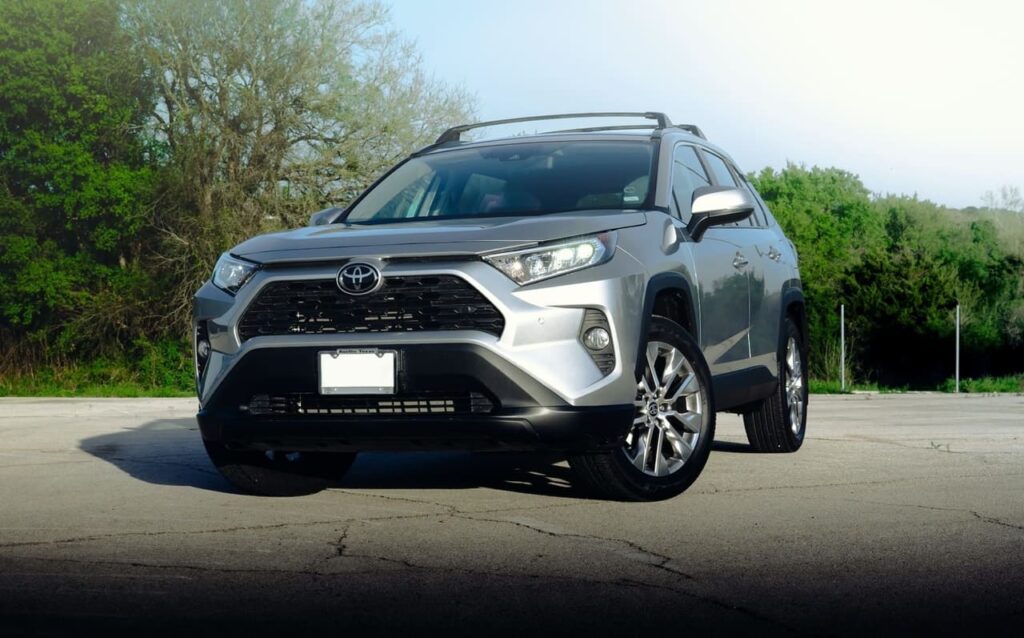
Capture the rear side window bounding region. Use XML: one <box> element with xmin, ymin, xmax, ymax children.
<box><xmin>670</xmin><ymin>145</ymin><xmax>710</xmax><ymax>223</ymax></box>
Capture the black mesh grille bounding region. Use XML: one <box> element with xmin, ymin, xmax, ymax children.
<box><xmin>245</xmin><ymin>392</ymin><xmax>495</xmax><ymax>416</ymax></box>
<box><xmin>238</xmin><ymin>275</ymin><xmax>505</xmax><ymax>341</ymax></box>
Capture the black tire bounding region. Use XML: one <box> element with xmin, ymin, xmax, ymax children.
<box><xmin>204</xmin><ymin>440</ymin><xmax>357</xmax><ymax>496</ymax></box>
<box><xmin>569</xmin><ymin>316</ymin><xmax>716</xmax><ymax>502</ymax></box>
<box><xmin>743</xmin><ymin>316</ymin><xmax>807</xmax><ymax>453</ymax></box>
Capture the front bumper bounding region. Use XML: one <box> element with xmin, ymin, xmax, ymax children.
<box><xmin>197</xmin><ymin>344</ymin><xmax>633</xmax><ymax>452</ymax></box>
<box><xmin>194</xmin><ymin>250</ymin><xmax>650</xmax><ymax>452</ymax></box>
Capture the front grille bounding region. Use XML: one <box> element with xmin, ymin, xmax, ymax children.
<box><xmin>244</xmin><ymin>392</ymin><xmax>495</xmax><ymax>416</ymax></box>
<box><xmin>238</xmin><ymin>275</ymin><xmax>505</xmax><ymax>341</ymax></box>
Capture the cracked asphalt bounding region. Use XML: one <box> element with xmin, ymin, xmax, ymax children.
<box><xmin>0</xmin><ymin>394</ymin><xmax>1021</xmax><ymax>636</ymax></box>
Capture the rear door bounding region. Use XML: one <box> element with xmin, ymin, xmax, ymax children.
<box><xmin>739</xmin><ymin>174</ymin><xmax>787</xmax><ymax>372</ymax></box>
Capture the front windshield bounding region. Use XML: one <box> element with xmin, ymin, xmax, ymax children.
<box><xmin>343</xmin><ymin>140</ymin><xmax>654</xmax><ymax>224</ymax></box>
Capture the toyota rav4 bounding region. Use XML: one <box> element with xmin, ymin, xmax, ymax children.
<box><xmin>193</xmin><ymin>112</ymin><xmax>808</xmax><ymax>501</ymax></box>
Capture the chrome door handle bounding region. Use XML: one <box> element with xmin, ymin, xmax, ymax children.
<box><xmin>732</xmin><ymin>253</ymin><xmax>749</xmax><ymax>269</ymax></box>
<box><xmin>768</xmin><ymin>246</ymin><xmax>781</xmax><ymax>261</ymax></box>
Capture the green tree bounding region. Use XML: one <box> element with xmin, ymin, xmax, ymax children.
<box><xmin>125</xmin><ymin>0</ymin><xmax>475</xmax><ymax>323</ymax></box>
<box><xmin>0</xmin><ymin>0</ymin><xmax>156</xmax><ymax>366</ymax></box>
<box><xmin>750</xmin><ymin>164</ymin><xmax>886</xmax><ymax>377</ymax></box>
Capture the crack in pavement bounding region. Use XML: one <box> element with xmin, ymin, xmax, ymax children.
<box><xmin>5</xmin><ymin>543</ymin><xmax>793</xmax><ymax>635</ymax></box>
<box><xmin>315</xmin><ymin>523</ymin><xmax>795</xmax><ymax>633</ymax></box>
<box><xmin>456</xmin><ymin>513</ymin><xmax>695</xmax><ymax>581</ymax></box>
<box><xmin>692</xmin><ymin>471</ymin><xmax>1024</xmax><ymax>495</ymax></box>
<box><xmin>0</xmin><ymin>519</ymin><xmax>354</xmax><ymax>551</ymax></box>
<box><xmin>845</xmin><ymin>498</ymin><xmax>1024</xmax><ymax>532</ymax></box>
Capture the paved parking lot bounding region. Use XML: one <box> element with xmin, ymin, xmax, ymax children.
<box><xmin>0</xmin><ymin>394</ymin><xmax>1021</xmax><ymax>636</ymax></box>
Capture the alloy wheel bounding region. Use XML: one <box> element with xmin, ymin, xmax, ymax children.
<box><xmin>785</xmin><ymin>337</ymin><xmax>805</xmax><ymax>435</ymax></box>
<box><xmin>623</xmin><ymin>341</ymin><xmax>705</xmax><ymax>477</ymax></box>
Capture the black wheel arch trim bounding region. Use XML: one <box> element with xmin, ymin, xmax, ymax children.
<box><xmin>780</xmin><ymin>283</ymin><xmax>808</xmax><ymax>356</ymax></box>
<box><xmin>636</xmin><ymin>272</ymin><xmax>699</xmax><ymax>379</ymax></box>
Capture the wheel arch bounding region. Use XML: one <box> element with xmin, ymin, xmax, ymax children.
<box><xmin>636</xmin><ymin>272</ymin><xmax>699</xmax><ymax>379</ymax></box>
<box><xmin>780</xmin><ymin>284</ymin><xmax>808</xmax><ymax>361</ymax></box>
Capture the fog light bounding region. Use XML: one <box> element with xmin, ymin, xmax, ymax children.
<box><xmin>583</xmin><ymin>327</ymin><xmax>611</xmax><ymax>351</ymax></box>
<box><xmin>197</xmin><ymin>339</ymin><xmax>211</xmax><ymax>360</ymax></box>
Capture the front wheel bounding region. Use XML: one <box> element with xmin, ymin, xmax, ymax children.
<box><xmin>204</xmin><ymin>440</ymin><xmax>357</xmax><ymax>496</ymax></box>
<box><xmin>569</xmin><ymin>316</ymin><xmax>716</xmax><ymax>501</ymax></box>
<box><xmin>743</xmin><ymin>316</ymin><xmax>807</xmax><ymax>452</ymax></box>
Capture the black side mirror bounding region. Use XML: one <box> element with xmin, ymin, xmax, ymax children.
<box><xmin>309</xmin><ymin>207</ymin><xmax>343</xmax><ymax>226</ymax></box>
<box><xmin>685</xmin><ymin>186</ymin><xmax>755</xmax><ymax>241</ymax></box>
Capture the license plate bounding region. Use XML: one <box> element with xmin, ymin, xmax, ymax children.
<box><xmin>318</xmin><ymin>350</ymin><xmax>396</xmax><ymax>395</ymax></box>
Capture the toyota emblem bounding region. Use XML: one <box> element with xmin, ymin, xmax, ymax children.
<box><xmin>337</xmin><ymin>262</ymin><xmax>382</xmax><ymax>295</ymax></box>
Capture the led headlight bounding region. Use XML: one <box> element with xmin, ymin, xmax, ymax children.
<box><xmin>484</xmin><ymin>233</ymin><xmax>616</xmax><ymax>285</ymax></box>
<box><xmin>212</xmin><ymin>253</ymin><xmax>259</xmax><ymax>294</ymax></box>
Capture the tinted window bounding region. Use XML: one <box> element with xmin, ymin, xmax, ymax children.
<box><xmin>702</xmin><ymin>152</ymin><xmax>738</xmax><ymax>187</ymax></box>
<box><xmin>344</xmin><ymin>141</ymin><xmax>655</xmax><ymax>224</ymax></box>
<box><xmin>737</xmin><ymin>175</ymin><xmax>767</xmax><ymax>227</ymax></box>
<box><xmin>670</xmin><ymin>145</ymin><xmax>710</xmax><ymax>223</ymax></box>
<box><xmin>702</xmin><ymin>151</ymin><xmax>755</xmax><ymax>227</ymax></box>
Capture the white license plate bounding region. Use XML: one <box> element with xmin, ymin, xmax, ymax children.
<box><xmin>318</xmin><ymin>350</ymin><xmax>396</xmax><ymax>395</ymax></box>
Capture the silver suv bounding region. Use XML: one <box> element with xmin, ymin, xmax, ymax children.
<box><xmin>193</xmin><ymin>112</ymin><xmax>808</xmax><ymax>501</ymax></box>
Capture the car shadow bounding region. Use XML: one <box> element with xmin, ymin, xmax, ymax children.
<box><xmin>78</xmin><ymin>419</ymin><xmax>588</xmax><ymax>499</ymax></box>
<box><xmin>711</xmin><ymin>440</ymin><xmax>757</xmax><ymax>454</ymax></box>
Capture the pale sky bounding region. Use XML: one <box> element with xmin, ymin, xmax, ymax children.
<box><xmin>387</xmin><ymin>0</ymin><xmax>1023</xmax><ymax>208</ymax></box>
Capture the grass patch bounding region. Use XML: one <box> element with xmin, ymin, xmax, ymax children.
<box><xmin>938</xmin><ymin>375</ymin><xmax>1024</xmax><ymax>393</ymax></box>
<box><xmin>809</xmin><ymin>379</ymin><xmax>910</xmax><ymax>394</ymax></box>
<box><xmin>809</xmin><ymin>378</ymin><xmax>850</xmax><ymax>394</ymax></box>
<box><xmin>0</xmin><ymin>339</ymin><xmax>193</xmax><ymax>398</ymax></box>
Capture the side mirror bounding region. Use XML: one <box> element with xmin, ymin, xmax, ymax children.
<box><xmin>685</xmin><ymin>186</ymin><xmax>755</xmax><ymax>241</ymax></box>
<box><xmin>309</xmin><ymin>207</ymin><xmax>343</xmax><ymax>226</ymax></box>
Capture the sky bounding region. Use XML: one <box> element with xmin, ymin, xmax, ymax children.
<box><xmin>387</xmin><ymin>0</ymin><xmax>1023</xmax><ymax>209</ymax></box>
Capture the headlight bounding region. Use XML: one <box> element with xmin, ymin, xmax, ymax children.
<box><xmin>484</xmin><ymin>233</ymin><xmax>616</xmax><ymax>285</ymax></box>
<box><xmin>212</xmin><ymin>253</ymin><xmax>259</xmax><ymax>294</ymax></box>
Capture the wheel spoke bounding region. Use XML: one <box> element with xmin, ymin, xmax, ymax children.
<box><xmin>646</xmin><ymin>343</ymin><xmax>662</xmax><ymax>389</ymax></box>
<box><xmin>666</xmin><ymin>409</ymin><xmax>702</xmax><ymax>434</ymax></box>
<box><xmin>661</xmin><ymin>421</ymin><xmax>694</xmax><ymax>462</ymax></box>
<box><xmin>667</xmin><ymin>372</ymin><xmax>697</xmax><ymax>403</ymax></box>
<box><xmin>643</xmin><ymin>424</ymin><xmax>660</xmax><ymax>472</ymax></box>
<box><xmin>661</xmin><ymin>348</ymin><xmax>685</xmax><ymax>387</ymax></box>
<box><xmin>631</xmin><ymin>432</ymin><xmax>648</xmax><ymax>471</ymax></box>
<box><xmin>652</xmin><ymin>427</ymin><xmax>668</xmax><ymax>476</ymax></box>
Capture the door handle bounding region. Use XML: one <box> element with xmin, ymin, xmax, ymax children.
<box><xmin>732</xmin><ymin>253</ymin><xmax>749</xmax><ymax>269</ymax></box>
<box><xmin>768</xmin><ymin>246</ymin><xmax>781</xmax><ymax>261</ymax></box>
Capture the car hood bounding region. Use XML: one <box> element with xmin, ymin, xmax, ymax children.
<box><xmin>232</xmin><ymin>210</ymin><xmax>649</xmax><ymax>264</ymax></box>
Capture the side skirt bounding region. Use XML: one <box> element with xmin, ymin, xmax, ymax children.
<box><xmin>712</xmin><ymin>366</ymin><xmax>777</xmax><ymax>413</ymax></box>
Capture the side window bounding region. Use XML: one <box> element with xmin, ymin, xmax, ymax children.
<box><xmin>749</xmin><ymin>181</ymin><xmax>779</xmax><ymax>228</ymax></box>
<box><xmin>702</xmin><ymin>152</ymin><xmax>738</xmax><ymax>187</ymax></box>
<box><xmin>670</xmin><ymin>145</ymin><xmax>710</xmax><ymax>223</ymax></box>
<box><xmin>702</xmin><ymin>150</ymin><xmax>755</xmax><ymax>228</ymax></box>
<box><xmin>737</xmin><ymin>174</ymin><xmax>768</xmax><ymax>227</ymax></box>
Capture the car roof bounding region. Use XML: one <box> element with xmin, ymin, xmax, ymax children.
<box><xmin>415</xmin><ymin>128</ymin><xmax>736</xmax><ymax>167</ymax></box>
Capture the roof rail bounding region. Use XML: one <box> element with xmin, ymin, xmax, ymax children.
<box><xmin>678</xmin><ymin>124</ymin><xmax>707</xmax><ymax>140</ymax></box>
<box><xmin>434</xmin><ymin>111</ymin><xmax>674</xmax><ymax>145</ymax></box>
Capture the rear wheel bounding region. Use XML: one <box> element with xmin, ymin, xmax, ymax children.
<box><xmin>743</xmin><ymin>316</ymin><xmax>807</xmax><ymax>452</ymax></box>
<box><xmin>204</xmin><ymin>441</ymin><xmax>357</xmax><ymax>496</ymax></box>
<box><xmin>569</xmin><ymin>316</ymin><xmax>715</xmax><ymax>501</ymax></box>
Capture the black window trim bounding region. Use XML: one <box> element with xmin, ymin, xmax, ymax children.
<box><xmin>697</xmin><ymin>147</ymin><xmax>765</xmax><ymax>229</ymax></box>
<box><xmin>668</xmin><ymin>142</ymin><xmax>711</xmax><ymax>223</ymax></box>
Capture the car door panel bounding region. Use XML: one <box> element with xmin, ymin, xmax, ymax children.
<box><xmin>691</xmin><ymin>228</ymin><xmax>750</xmax><ymax>375</ymax></box>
